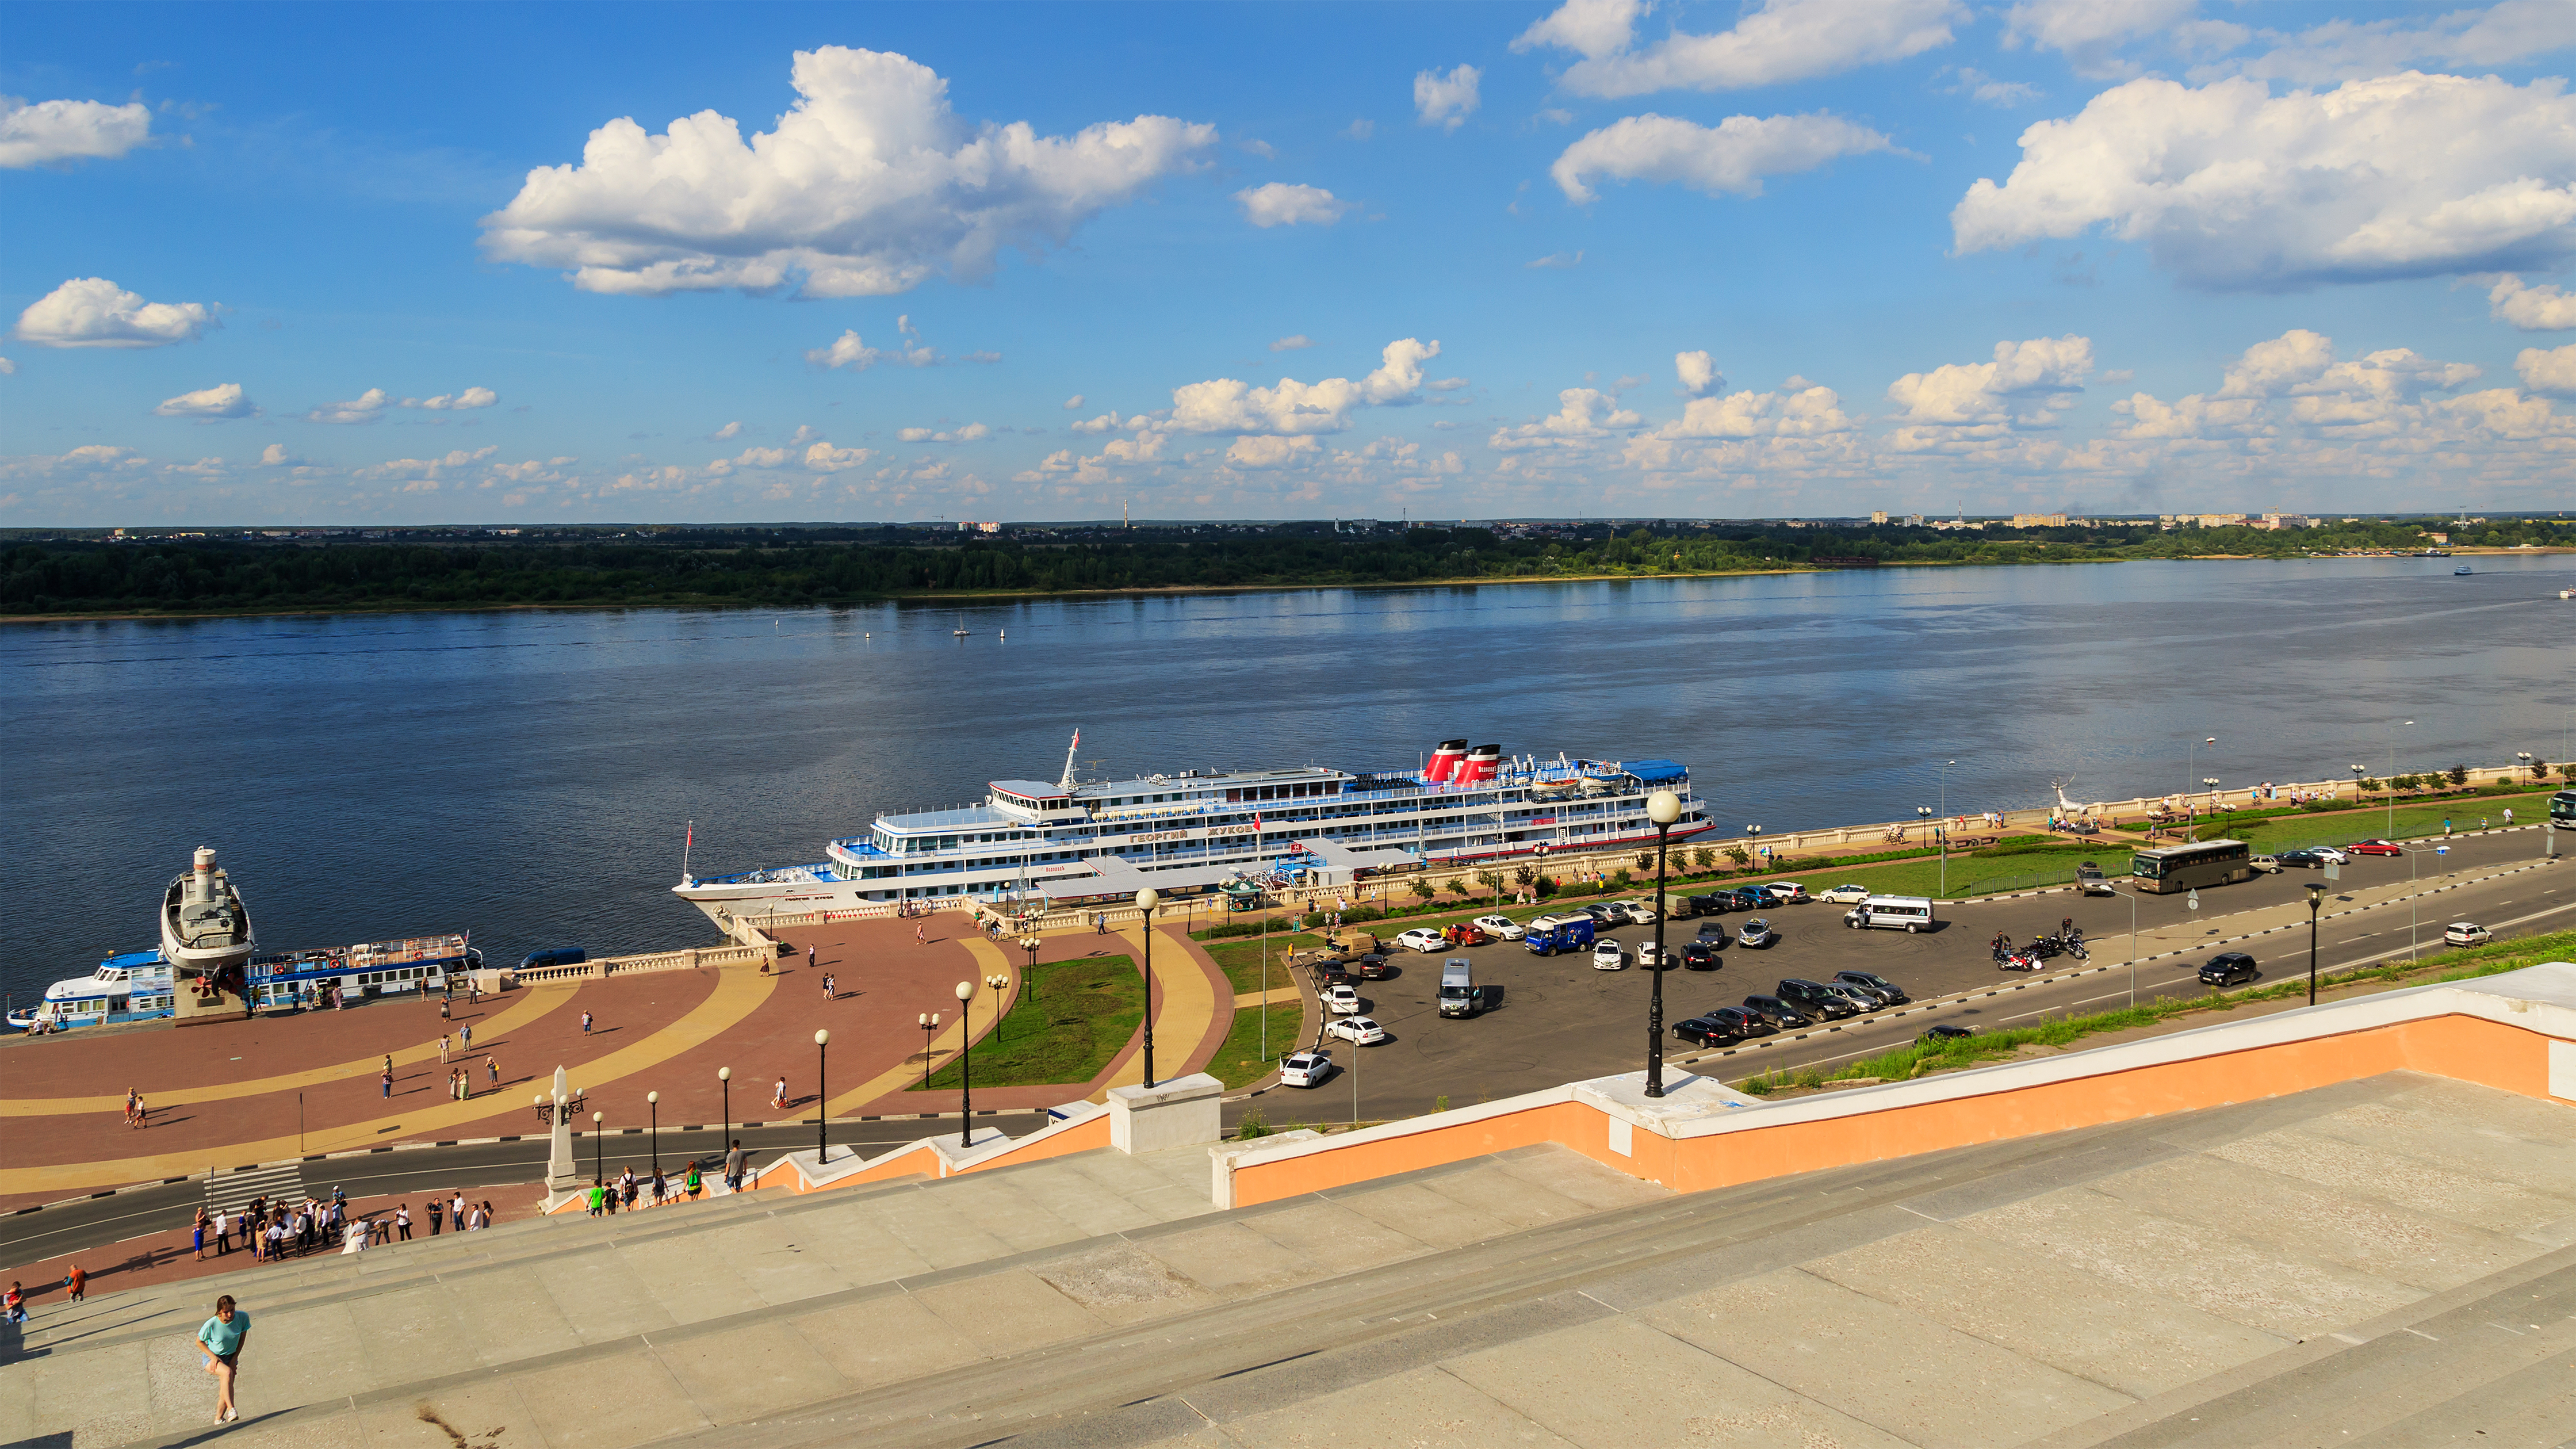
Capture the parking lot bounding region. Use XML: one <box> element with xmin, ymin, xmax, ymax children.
<box><xmin>1248</xmin><ymin>825</ymin><xmax>2566</xmax><ymax>1121</ymax></box>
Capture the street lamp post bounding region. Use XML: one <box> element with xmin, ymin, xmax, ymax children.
<box><xmin>2201</xmin><ymin>777</ymin><xmax>2221</xmax><ymax>821</ymax></box>
<box><xmin>717</xmin><ymin>1066</ymin><xmax>729</xmax><ymax>1148</ymax></box>
<box><xmin>986</xmin><ymin>973</ymin><xmax>1009</xmax><ymax>1043</ymax></box>
<box><xmin>2186</xmin><ymin>736</ymin><xmax>2215</xmax><ymax>800</ymax></box>
<box><xmin>1746</xmin><ymin>825</ymin><xmax>1763</xmax><ymax>874</ymax></box>
<box><xmin>1917</xmin><ymin>806</ymin><xmax>1940</xmax><ymax>896</ymax></box>
<box><xmin>1644</xmin><ymin>791</ymin><xmax>1682</xmax><ymax>1098</ymax></box>
<box><xmin>1135</xmin><ymin>888</ymin><xmax>1159</xmax><ymax>1088</ymax></box>
<box><xmin>2306</xmin><ymin>882</ymin><xmax>2326</xmax><ymax>1005</ymax></box>
<box><xmin>917</xmin><ymin>1013</ymin><xmax>938</xmax><ymax>1088</ymax></box>
<box><xmin>1938</xmin><ymin>759</ymin><xmax>1955</xmax><ymax>894</ymax></box>
<box><xmin>2120</xmin><ymin>886</ymin><xmax>2139</xmax><ymax>1008</ymax></box>
<box><xmin>814</xmin><ymin>1029</ymin><xmax>830</xmax><ymax>1164</ymax></box>
<box><xmin>953</xmin><ymin>980</ymin><xmax>975</xmax><ymax>1148</ymax></box>
<box><xmin>591</xmin><ymin>1110</ymin><xmax>603</xmax><ymax>1186</ymax></box>
<box><xmin>647</xmin><ymin>1091</ymin><xmax>659</xmax><ymax>1179</ymax></box>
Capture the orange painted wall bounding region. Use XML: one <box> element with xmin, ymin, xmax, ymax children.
<box><xmin>757</xmin><ymin>1114</ymin><xmax>1117</xmax><ymax>1195</ymax></box>
<box><xmin>1227</xmin><ymin>1012</ymin><xmax>2564</xmax><ymax>1208</ymax></box>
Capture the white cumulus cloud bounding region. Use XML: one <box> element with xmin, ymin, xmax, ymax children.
<box><xmin>1552</xmin><ymin>112</ymin><xmax>1898</xmax><ymax>202</ymax></box>
<box><xmin>1521</xmin><ymin>0</ymin><xmax>1968</xmax><ymax>97</ymax></box>
<box><xmin>1226</xmin><ymin>435</ymin><xmax>1322</xmax><ymax>468</ymax></box>
<box><xmin>897</xmin><ymin>423</ymin><xmax>993</xmax><ymax>444</ymax></box>
<box><xmin>2490</xmin><ymin>274</ymin><xmax>2576</xmax><ymax>330</ymax></box>
<box><xmin>806</xmin><ymin>315</ymin><xmax>944</xmax><ymax>370</ymax></box>
<box><xmin>1490</xmin><ymin>388</ymin><xmax>1645</xmax><ymax>450</ymax></box>
<box><xmin>2112</xmin><ymin>328</ymin><xmax>2486</xmax><ymax>443</ymax></box>
<box><xmin>2518</xmin><ymin>343</ymin><xmax>2576</xmax><ymax>396</ymax></box>
<box><xmin>1676</xmin><ymin>350</ymin><xmax>1723</xmax><ymax>397</ymax></box>
<box><xmin>711</xmin><ymin>420</ymin><xmax>743</xmax><ymax>439</ymax></box>
<box><xmin>1269</xmin><ymin>335</ymin><xmax>1314</xmax><ymax>352</ymax></box>
<box><xmin>0</xmin><ymin>96</ymin><xmax>152</xmax><ymax>168</ymax></box>
<box><xmin>1061</xmin><ymin>395</ymin><xmax>1084</xmax><ymax>410</ymax></box>
<box><xmin>1953</xmin><ymin>72</ymin><xmax>2576</xmax><ymax>291</ymax></box>
<box><xmin>155</xmin><ymin>383</ymin><xmax>255</xmax><ymax>419</ymax></box>
<box><xmin>411</xmin><ymin>387</ymin><xmax>498</xmax><ymax>411</ymax></box>
<box><xmin>16</xmin><ymin>277</ymin><xmax>219</xmax><ymax>348</ymax></box>
<box><xmin>480</xmin><ymin>46</ymin><xmax>1216</xmax><ymax>297</ymax></box>
<box><xmin>1169</xmin><ymin>338</ymin><xmax>1441</xmax><ymax>435</ymax></box>
<box><xmin>2003</xmin><ymin>0</ymin><xmax>2199</xmax><ymax>77</ymax></box>
<box><xmin>1236</xmin><ymin>182</ymin><xmax>1357</xmax><ymax>228</ymax></box>
<box><xmin>2215</xmin><ymin>1</ymin><xmax>2576</xmax><ymax>86</ymax></box>
<box><xmin>1414</xmin><ymin>65</ymin><xmax>1482</xmax><ymax>130</ymax></box>
<box><xmin>1885</xmin><ymin>336</ymin><xmax>2095</xmax><ymax>444</ymax></box>
<box><xmin>309</xmin><ymin>388</ymin><xmax>394</xmax><ymax>424</ymax></box>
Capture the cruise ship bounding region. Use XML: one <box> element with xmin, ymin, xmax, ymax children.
<box><xmin>675</xmin><ymin>735</ymin><xmax>1709</xmax><ymax>928</ymax></box>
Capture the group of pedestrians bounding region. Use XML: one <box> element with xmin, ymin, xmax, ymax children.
<box><xmin>123</xmin><ymin>1088</ymin><xmax>150</xmax><ymax>1129</ymax></box>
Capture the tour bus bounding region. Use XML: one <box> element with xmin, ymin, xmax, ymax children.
<box><xmin>2552</xmin><ymin>790</ymin><xmax>2576</xmax><ymax>827</ymax></box>
<box><xmin>2130</xmin><ymin>839</ymin><xmax>2253</xmax><ymax>895</ymax></box>
<box><xmin>1843</xmin><ymin>895</ymin><xmax>1936</xmax><ymax>932</ymax></box>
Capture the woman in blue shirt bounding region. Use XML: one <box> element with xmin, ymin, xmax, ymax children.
<box><xmin>197</xmin><ymin>1294</ymin><xmax>248</xmax><ymax>1424</ymax></box>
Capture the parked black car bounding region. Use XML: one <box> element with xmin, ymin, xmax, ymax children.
<box><xmin>2272</xmin><ymin>849</ymin><xmax>2324</xmax><ymax>868</ymax></box>
<box><xmin>1835</xmin><ymin>970</ymin><xmax>1909</xmax><ymax>1005</ymax></box>
<box><xmin>1916</xmin><ymin>1023</ymin><xmax>1976</xmax><ymax>1043</ymax></box>
<box><xmin>1349</xmin><ymin>953</ymin><xmax>1394</xmax><ymax>980</ymax></box>
<box><xmin>1705</xmin><ymin>1005</ymin><xmax>1771</xmax><ymax>1036</ymax></box>
<box><xmin>1775</xmin><ymin>978</ymin><xmax>1862</xmax><ymax>1019</ymax></box>
<box><xmin>1740</xmin><ymin>994</ymin><xmax>1813</xmax><ymax>1028</ymax></box>
<box><xmin>1725</xmin><ymin>888</ymin><xmax>1769</xmax><ymax>911</ymax></box>
<box><xmin>1682</xmin><ymin>939</ymin><xmax>1723</xmax><ymax>970</ymax></box>
<box><xmin>1687</xmin><ymin>893</ymin><xmax>1733</xmax><ymax>916</ymax></box>
<box><xmin>1695</xmin><ymin>920</ymin><xmax>1731</xmax><ymax>940</ymax></box>
<box><xmin>2199</xmin><ymin>951</ymin><xmax>2260</xmax><ymax>987</ymax></box>
<box><xmin>1671</xmin><ymin>1016</ymin><xmax>1739</xmax><ymax>1046</ymax></box>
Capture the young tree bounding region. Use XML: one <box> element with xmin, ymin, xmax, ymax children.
<box><xmin>1690</xmin><ymin>847</ymin><xmax>1716</xmax><ymax>873</ymax></box>
<box><xmin>1724</xmin><ymin>844</ymin><xmax>1751</xmax><ymax>867</ymax></box>
<box><xmin>1408</xmin><ymin>876</ymin><xmax>1436</xmax><ymax>903</ymax></box>
<box><xmin>2358</xmin><ymin>777</ymin><xmax>2382</xmax><ymax>795</ymax></box>
<box><xmin>1442</xmin><ymin>875</ymin><xmax>1472</xmax><ymax>899</ymax></box>
<box><xmin>1473</xmin><ymin>868</ymin><xmax>1505</xmax><ymax>904</ymax></box>
<box><xmin>2447</xmin><ymin>763</ymin><xmax>2470</xmax><ymax>787</ymax></box>
<box><xmin>1634</xmin><ymin>851</ymin><xmax>1655</xmax><ymax>874</ymax></box>
<box><xmin>1510</xmin><ymin>863</ymin><xmax>1537</xmax><ymax>892</ymax></box>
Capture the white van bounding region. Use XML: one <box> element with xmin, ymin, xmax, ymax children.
<box><xmin>1844</xmin><ymin>895</ymin><xmax>1936</xmax><ymax>932</ymax></box>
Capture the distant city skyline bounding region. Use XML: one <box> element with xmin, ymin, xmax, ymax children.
<box><xmin>9</xmin><ymin>0</ymin><xmax>2576</xmax><ymax>525</ymax></box>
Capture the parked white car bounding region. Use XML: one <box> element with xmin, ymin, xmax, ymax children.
<box><xmin>1635</xmin><ymin>942</ymin><xmax>1672</xmax><ymax>970</ymax></box>
<box><xmin>1618</xmin><ymin>899</ymin><xmax>1659</xmax><ymax>923</ymax></box>
<box><xmin>1472</xmin><ymin>915</ymin><xmax>1526</xmax><ymax>940</ymax></box>
<box><xmin>2444</xmin><ymin>922</ymin><xmax>2492</xmax><ymax>946</ymax></box>
<box><xmin>1325</xmin><ymin>1015</ymin><xmax>1389</xmax><ymax>1045</ymax></box>
<box><xmin>1592</xmin><ymin>940</ymin><xmax>1628</xmax><ymax>970</ymax></box>
<box><xmin>1277</xmin><ymin>1050</ymin><xmax>1334</xmax><ymax>1087</ymax></box>
<box><xmin>1394</xmin><ymin>927</ymin><xmax>1449</xmax><ymax>953</ymax></box>
<box><xmin>1323</xmin><ymin>983</ymin><xmax>1364</xmax><ymax>1014</ymax></box>
<box><xmin>2310</xmin><ymin>846</ymin><xmax>2349</xmax><ymax>864</ymax></box>
<box><xmin>1817</xmin><ymin>884</ymin><xmax>1871</xmax><ymax>904</ymax></box>
<box><xmin>1760</xmin><ymin>882</ymin><xmax>1811</xmax><ymax>905</ymax></box>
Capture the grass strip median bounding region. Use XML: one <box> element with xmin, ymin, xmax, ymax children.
<box><xmin>1209</xmin><ymin>1001</ymin><xmax>1308</xmax><ymax>1089</ymax></box>
<box><xmin>1738</xmin><ymin>925</ymin><xmax>2576</xmax><ymax>1095</ymax></box>
<box><xmin>914</xmin><ymin>954</ymin><xmax>1143</xmax><ymax>1092</ymax></box>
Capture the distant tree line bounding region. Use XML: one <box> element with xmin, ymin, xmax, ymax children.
<box><xmin>1</xmin><ymin>514</ymin><xmax>2563</xmax><ymax>617</ymax></box>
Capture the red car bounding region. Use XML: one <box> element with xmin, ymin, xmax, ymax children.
<box><xmin>2349</xmin><ymin>839</ymin><xmax>2403</xmax><ymax>857</ymax></box>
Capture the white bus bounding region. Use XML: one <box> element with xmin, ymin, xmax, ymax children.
<box><xmin>1844</xmin><ymin>896</ymin><xmax>1936</xmax><ymax>932</ymax></box>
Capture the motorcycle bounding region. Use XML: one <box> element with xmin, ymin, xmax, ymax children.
<box><xmin>1998</xmin><ymin>951</ymin><xmax>2045</xmax><ymax>972</ymax></box>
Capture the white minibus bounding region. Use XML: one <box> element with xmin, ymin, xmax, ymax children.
<box><xmin>1844</xmin><ymin>895</ymin><xmax>1935</xmax><ymax>932</ymax></box>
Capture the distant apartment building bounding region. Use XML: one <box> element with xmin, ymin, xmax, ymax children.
<box><xmin>956</xmin><ymin>521</ymin><xmax>1001</xmax><ymax>533</ymax></box>
<box><xmin>1869</xmin><ymin>510</ymin><xmax>1889</xmax><ymax>524</ymax></box>
<box><xmin>2425</xmin><ymin>531</ymin><xmax>2451</xmax><ymax>545</ymax></box>
<box><xmin>2010</xmin><ymin>513</ymin><xmax>2069</xmax><ymax>527</ymax></box>
<box><xmin>2257</xmin><ymin>513</ymin><xmax>2314</xmax><ymax>530</ymax></box>
<box><xmin>1905</xmin><ymin>513</ymin><xmax>1925</xmax><ymax>526</ymax></box>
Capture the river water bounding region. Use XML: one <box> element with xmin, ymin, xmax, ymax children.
<box><xmin>5</xmin><ymin>555</ymin><xmax>2570</xmax><ymax>1003</ymax></box>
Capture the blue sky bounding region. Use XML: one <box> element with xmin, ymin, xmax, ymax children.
<box><xmin>8</xmin><ymin>0</ymin><xmax>2576</xmax><ymax>524</ymax></box>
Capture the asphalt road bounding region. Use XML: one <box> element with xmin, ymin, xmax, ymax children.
<box><xmin>0</xmin><ymin>1112</ymin><xmax>1050</xmax><ymax>1270</ymax></box>
<box><xmin>1243</xmin><ymin>825</ymin><xmax>2571</xmax><ymax>1122</ymax></box>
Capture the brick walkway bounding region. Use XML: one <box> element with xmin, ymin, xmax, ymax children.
<box><xmin>0</xmin><ymin>911</ymin><xmax>1239</xmax><ymax>1207</ymax></box>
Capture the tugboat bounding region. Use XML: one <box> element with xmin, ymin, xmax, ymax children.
<box><xmin>163</xmin><ymin>846</ymin><xmax>255</xmax><ymax>1018</ymax></box>
<box><xmin>2454</xmin><ymin>565</ymin><xmax>2474</xmax><ymax>576</ymax></box>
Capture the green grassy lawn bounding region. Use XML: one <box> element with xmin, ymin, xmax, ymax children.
<box><xmin>1208</xmin><ymin>1001</ymin><xmax>1308</xmax><ymax>1088</ymax></box>
<box><xmin>1204</xmin><ymin>932</ymin><xmax>1329</xmax><ymax>995</ymax></box>
<box><xmin>1741</xmin><ymin>926</ymin><xmax>2576</xmax><ymax>1094</ymax></box>
<box><xmin>914</xmin><ymin>954</ymin><xmax>1143</xmax><ymax>1092</ymax></box>
<box><xmin>2206</xmin><ymin>790</ymin><xmax>2562</xmax><ymax>853</ymax></box>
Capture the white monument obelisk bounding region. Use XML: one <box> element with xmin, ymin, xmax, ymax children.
<box><xmin>545</xmin><ymin>1065</ymin><xmax>579</xmax><ymax>1194</ymax></box>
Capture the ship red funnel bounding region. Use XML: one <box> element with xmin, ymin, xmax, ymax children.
<box><xmin>1464</xmin><ymin>744</ymin><xmax>1502</xmax><ymax>783</ymax></box>
<box><xmin>1425</xmin><ymin>739</ymin><xmax>1468</xmax><ymax>783</ymax></box>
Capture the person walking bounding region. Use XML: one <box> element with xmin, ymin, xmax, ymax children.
<box><xmin>198</xmin><ymin>1294</ymin><xmax>248</xmax><ymax>1423</ymax></box>
<box><xmin>485</xmin><ymin>1054</ymin><xmax>499</xmax><ymax>1089</ymax></box>
<box><xmin>396</xmin><ymin>1203</ymin><xmax>411</xmax><ymax>1241</ymax></box>
<box><xmin>381</xmin><ymin>1068</ymin><xmax>393</xmax><ymax>1099</ymax></box>
<box><xmin>212</xmin><ymin>1209</ymin><xmax>230</xmax><ymax>1256</ymax></box>
<box><xmin>917</xmin><ymin>923</ymin><xmax>927</xmax><ymax>945</ymax></box>
<box><xmin>724</xmin><ymin>1140</ymin><xmax>745</xmax><ymax>1192</ymax></box>
<box><xmin>438</xmin><ymin>1033</ymin><xmax>450</xmax><ymax>1062</ymax></box>
<box><xmin>806</xmin><ymin>944</ymin><xmax>816</xmax><ymax>973</ymax></box>
<box><xmin>684</xmin><ymin>1163</ymin><xmax>703</xmax><ymax>1200</ymax></box>
<box><xmin>581</xmin><ymin>1011</ymin><xmax>593</xmax><ymax>1035</ymax></box>
<box><xmin>64</xmin><ymin>1263</ymin><xmax>85</xmax><ymax>1303</ymax></box>
<box><xmin>587</xmin><ymin>1179</ymin><xmax>604</xmax><ymax>1217</ymax></box>
<box><xmin>193</xmin><ymin>1207</ymin><xmax>208</xmax><ymax>1261</ymax></box>
<box><xmin>426</xmin><ymin>1197</ymin><xmax>443</xmax><ymax>1236</ymax></box>
<box><xmin>772</xmin><ymin>1075</ymin><xmax>788</xmax><ymax>1111</ymax></box>
<box><xmin>459</xmin><ymin>1023</ymin><xmax>471</xmax><ymax>1051</ymax></box>
<box><xmin>451</xmin><ymin>1190</ymin><xmax>466</xmax><ymax>1229</ymax></box>
<box><xmin>4</xmin><ymin>1283</ymin><xmax>24</xmax><ymax>1324</ymax></box>
<box><xmin>131</xmin><ymin>1094</ymin><xmax>147</xmax><ymax>1130</ymax></box>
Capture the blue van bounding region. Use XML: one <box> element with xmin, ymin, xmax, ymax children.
<box><xmin>1523</xmin><ymin>913</ymin><xmax>1598</xmax><ymax>956</ymax></box>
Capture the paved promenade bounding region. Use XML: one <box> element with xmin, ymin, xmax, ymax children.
<box><xmin>0</xmin><ymin>911</ymin><xmax>1237</xmax><ymax>1210</ymax></box>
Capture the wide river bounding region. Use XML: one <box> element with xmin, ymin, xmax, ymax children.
<box><xmin>5</xmin><ymin>555</ymin><xmax>2571</xmax><ymax>1004</ymax></box>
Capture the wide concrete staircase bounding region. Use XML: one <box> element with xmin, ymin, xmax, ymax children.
<box><xmin>0</xmin><ymin>1135</ymin><xmax>1669</xmax><ymax>1448</ymax></box>
<box><xmin>11</xmin><ymin>1070</ymin><xmax>2576</xmax><ymax>1448</ymax></box>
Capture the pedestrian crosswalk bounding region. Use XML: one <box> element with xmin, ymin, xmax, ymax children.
<box><xmin>204</xmin><ymin>1160</ymin><xmax>304</xmax><ymax>1213</ymax></box>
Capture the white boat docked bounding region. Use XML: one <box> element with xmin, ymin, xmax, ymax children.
<box><xmin>675</xmin><ymin>732</ymin><xmax>1710</xmax><ymax>928</ymax></box>
<box><xmin>6</xmin><ymin>949</ymin><xmax>176</xmax><ymax>1032</ymax></box>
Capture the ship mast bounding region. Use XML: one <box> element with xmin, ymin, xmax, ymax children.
<box><xmin>1059</xmin><ymin>728</ymin><xmax>1082</xmax><ymax>791</ymax></box>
